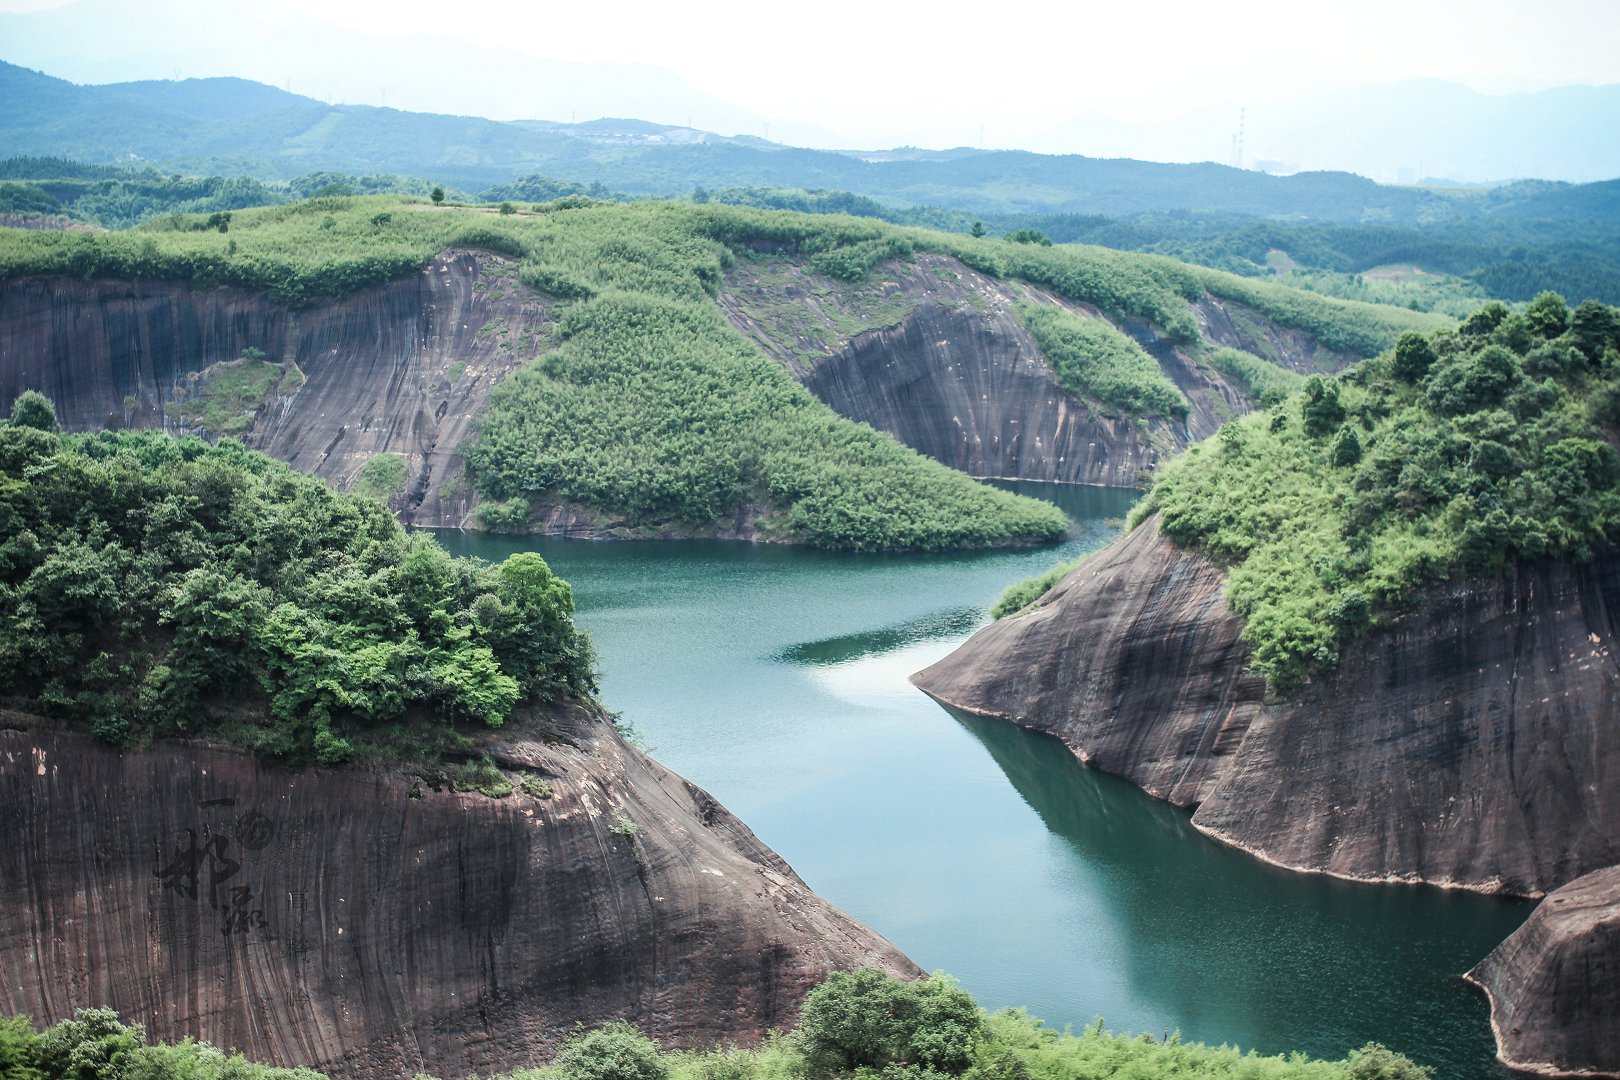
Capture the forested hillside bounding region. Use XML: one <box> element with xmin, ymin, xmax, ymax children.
<box><xmin>0</xmin><ymin>195</ymin><xmax>1449</xmax><ymax>549</ymax></box>
<box><xmin>1123</xmin><ymin>293</ymin><xmax>1620</xmax><ymax>689</ymax></box>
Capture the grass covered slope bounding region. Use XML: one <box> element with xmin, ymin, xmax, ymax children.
<box><xmin>0</xmin><ymin>409</ymin><xmax>594</xmax><ymax>765</ymax></box>
<box><xmin>1130</xmin><ymin>294</ymin><xmax>1620</xmax><ymax>689</ymax></box>
<box><xmin>0</xmin><ymin>195</ymin><xmax>1441</xmax><ymax>549</ymax></box>
<box><xmin>1016</xmin><ymin>303</ymin><xmax>1187</xmax><ymax>420</ymax></box>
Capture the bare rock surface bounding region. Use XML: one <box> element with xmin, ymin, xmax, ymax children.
<box><xmin>720</xmin><ymin>253</ymin><xmax>1350</xmax><ymax>487</ymax></box>
<box><xmin>1466</xmin><ymin>865</ymin><xmax>1620</xmax><ymax>1078</ymax></box>
<box><xmin>912</xmin><ymin>514</ymin><xmax>1620</xmax><ymax>897</ymax></box>
<box><xmin>0</xmin><ymin>707</ymin><xmax>915</xmax><ymax>1078</ymax></box>
<box><xmin>0</xmin><ymin>250</ymin><xmax>542</xmax><ymax>526</ymax></box>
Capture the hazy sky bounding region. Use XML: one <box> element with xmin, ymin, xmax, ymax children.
<box><xmin>4</xmin><ymin>0</ymin><xmax>1618</xmax><ymax>153</ymax></box>
<box><xmin>208</xmin><ymin>0</ymin><xmax>1620</xmax><ymax>132</ymax></box>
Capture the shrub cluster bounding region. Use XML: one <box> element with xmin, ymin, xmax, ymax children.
<box><xmin>1016</xmin><ymin>304</ymin><xmax>1188</xmax><ymax>420</ymax></box>
<box><xmin>1205</xmin><ymin>347</ymin><xmax>1307</xmax><ymax>408</ymax></box>
<box><xmin>0</xmin><ymin>412</ymin><xmax>594</xmax><ymax>764</ymax></box>
<box><xmin>0</xmin><ymin>971</ymin><xmax>1431</xmax><ymax>1080</ymax></box>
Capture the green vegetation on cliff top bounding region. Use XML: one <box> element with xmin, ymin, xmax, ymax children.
<box><xmin>0</xmin><ymin>414</ymin><xmax>594</xmax><ymax>765</ymax></box>
<box><xmin>1</xmin><ymin>969</ymin><xmax>1429</xmax><ymax>1080</ymax></box>
<box><xmin>1127</xmin><ymin>293</ymin><xmax>1620</xmax><ymax>689</ymax></box>
<box><xmin>0</xmin><ymin>196</ymin><xmax>1441</xmax><ymax>550</ymax></box>
<box><xmin>1016</xmin><ymin>303</ymin><xmax>1187</xmax><ymax>421</ymax></box>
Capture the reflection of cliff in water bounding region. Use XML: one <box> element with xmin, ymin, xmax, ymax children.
<box><xmin>776</xmin><ymin>608</ymin><xmax>982</xmax><ymax>666</ymax></box>
<box><xmin>946</xmin><ymin>706</ymin><xmax>1531</xmax><ymax>1076</ymax></box>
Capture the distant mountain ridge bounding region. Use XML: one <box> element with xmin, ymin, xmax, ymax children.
<box><xmin>3</xmin><ymin>61</ymin><xmax>1618</xmax><ymax>224</ymax></box>
<box><xmin>3</xmin><ymin>0</ymin><xmax>1616</xmax><ymax>183</ymax></box>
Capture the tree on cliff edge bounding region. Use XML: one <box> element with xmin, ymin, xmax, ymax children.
<box><xmin>7</xmin><ymin>390</ymin><xmax>56</xmax><ymax>432</ymax></box>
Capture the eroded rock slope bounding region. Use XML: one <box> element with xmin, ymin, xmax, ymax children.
<box><xmin>1466</xmin><ymin>865</ymin><xmax>1620</xmax><ymax>1078</ymax></box>
<box><xmin>0</xmin><ymin>707</ymin><xmax>915</xmax><ymax>1078</ymax></box>
<box><xmin>2</xmin><ymin>246</ymin><xmax>1359</xmax><ymax>521</ymax></box>
<box><xmin>720</xmin><ymin>253</ymin><xmax>1348</xmax><ymax>487</ymax></box>
<box><xmin>0</xmin><ymin>250</ymin><xmax>542</xmax><ymax>525</ymax></box>
<box><xmin>912</xmin><ymin>515</ymin><xmax>1620</xmax><ymax>897</ymax></box>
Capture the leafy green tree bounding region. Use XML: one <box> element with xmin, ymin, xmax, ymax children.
<box><xmin>0</xmin><ymin>1015</ymin><xmax>43</xmax><ymax>1080</ymax></box>
<box><xmin>798</xmin><ymin>968</ymin><xmax>915</xmax><ymax>1074</ymax></box>
<box><xmin>1425</xmin><ymin>344</ymin><xmax>1521</xmax><ymax>416</ymax></box>
<box><xmin>38</xmin><ymin>1008</ymin><xmax>145</xmax><ymax>1080</ymax></box>
<box><xmin>797</xmin><ymin>969</ymin><xmax>983</xmax><ymax>1076</ymax></box>
<box><xmin>905</xmin><ymin>976</ymin><xmax>984</xmax><ymax>1074</ymax></box>
<box><xmin>430</xmin><ymin>186</ymin><xmax>445</xmax><ymax>206</ymax></box>
<box><xmin>1569</xmin><ymin>299</ymin><xmax>1620</xmax><ymax>360</ymax></box>
<box><xmin>1003</xmin><ymin>229</ymin><xmax>1051</xmax><ymax>246</ymax></box>
<box><xmin>969</xmin><ymin>221</ymin><xmax>986</xmax><ymax>238</ymax></box>
<box><xmin>1459</xmin><ymin>300</ymin><xmax>1509</xmax><ymax>338</ymax></box>
<box><xmin>1330</xmin><ymin>425</ymin><xmax>1362</xmax><ymax>467</ymax></box>
<box><xmin>1522</xmin><ymin>291</ymin><xmax>1561</xmax><ymax>338</ymax></box>
<box><xmin>553</xmin><ymin>1022</ymin><xmax>668</xmax><ymax>1080</ymax></box>
<box><xmin>1390</xmin><ymin>332</ymin><xmax>1437</xmax><ymax>382</ymax></box>
<box><xmin>1300</xmin><ymin>377</ymin><xmax>1346</xmax><ymax>437</ymax></box>
<box><xmin>7</xmin><ymin>390</ymin><xmax>57</xmax><ymax>432</ymax></box>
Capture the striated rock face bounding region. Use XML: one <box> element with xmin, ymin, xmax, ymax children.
<box><xmin>1466</xmin><ymin>866</ymin><xmax>1620</xmax><ymax>1078</ymax></box>
<box><xmin>0</xmin><ymin>708</ymin><xmax>915</xmax><ymax>1078</ymax></box>
<box><xmin>912</xmin><ymin>515</ymin><xmax>1620</xmax><ymax>897</ymax></box>
<box><xmin>0</xmin><ymin>250</ymin><xmax>544</xmax><ymax>526</ymax></box>
<box><xmin>1192</xmin><ymin>295</ymin><xmax>1349</xmax><ymax>375</ymax></box>
<box><xmin>802</xmin><ymin>303</ymin><xmax>1161</xmax><ymax>487</ymax></box>
<box><xmin>3</xmin><ymin>248</ymin><xmax>1361</xmax><ymax>519</ymax></box>
<box><xmin>720</xmin><ymin>254</ymin><xmax>1259</xmax><ymax>488</ymax></box>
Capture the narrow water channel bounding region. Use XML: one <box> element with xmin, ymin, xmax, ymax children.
<box><xmin>434</xmin><ymin>482</ymin><xmax>1532</xmax><ymax>1078</ymax></box>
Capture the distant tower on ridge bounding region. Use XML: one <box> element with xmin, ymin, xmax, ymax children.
<box><xmin>1232</xmin><ymin>107</ymin><xmax>1246</xmax><ymax>170</ymax></box>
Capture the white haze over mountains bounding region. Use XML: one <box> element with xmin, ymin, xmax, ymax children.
<box><xmin>1</xmin><ymin>0</ymin><xmax>1617</xmax><ymax>183</ymax></box>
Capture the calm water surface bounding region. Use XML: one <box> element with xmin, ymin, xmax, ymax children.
<box><xmin>435</xmin><ymin>482</ymin><xmax>1531</xmax><ymax>1078</ymax></box>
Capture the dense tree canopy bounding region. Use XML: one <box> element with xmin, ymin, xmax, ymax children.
<box><xmin>0</xmin><ymin>416</ymin><xmax>595</xmax><ymax>764</ymax></box>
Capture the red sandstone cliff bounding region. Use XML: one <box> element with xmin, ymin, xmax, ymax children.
<box><xmin>0</xmin><ymin>706</ymin><xmax>915</xmax><ymax>1078</ymax></box>
<box><xmin>912</xmin><ymin>515</ymin><xmax>1620</xmax><ymax>898</ymax></box>
<box><xmin>2</xmin><ymin>249</ymin><xmax>1352</xmax><ymax>523</ymax></box>
<box><xmin>0</xmin><ymin>250</ymin><xmax>540</xmax><ymax>526</ymax></box>
<box><xmin>719</xmin><ymin>253</ymin><xmax>1352</xmax><ymax>488</ymax></box>
<box><xmin>1466</xmin><ymin>866</ymin><xmax>1620</xmax><ymax>1078</ymax></box>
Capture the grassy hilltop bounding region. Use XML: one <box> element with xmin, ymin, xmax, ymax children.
<box><xmin>0</xmin><ymin>195</ymin><xmax>1443</xmax><ymax>551</ymax></box>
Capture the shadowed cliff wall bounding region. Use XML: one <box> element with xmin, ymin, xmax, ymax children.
<box><xmin>0</xmin><ymin>250</ymin><xmax>542</xmax><ymax>526</ymax></box>
<box><xmin>721</xmin><ymin>254</ymin><xmax>1352</xmax><ymax>488</ymax></box>
<box><xmin>0</xmin><ymin>707</ymin><xmax>915</xmax><ymax>1078</ymax></box>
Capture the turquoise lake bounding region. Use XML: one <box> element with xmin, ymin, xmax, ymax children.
<box><xmin>435</xmin><ymin>482</ymin><xmax>1533</xmax><ymax>1078</ymax></box>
